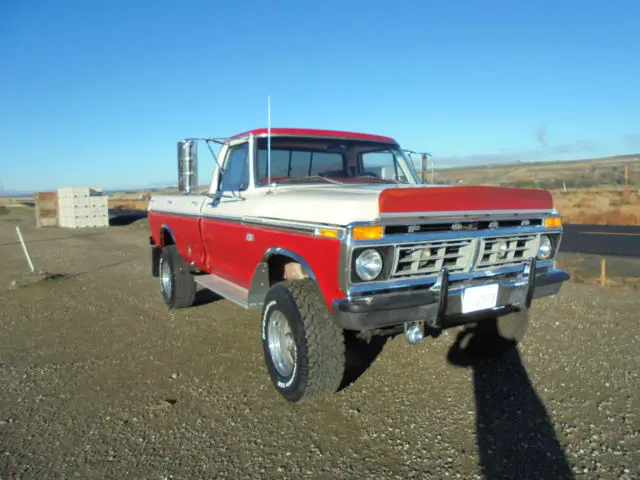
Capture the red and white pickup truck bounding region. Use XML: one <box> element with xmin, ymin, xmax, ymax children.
<box><xmin>147</xmin><ymin>127</ymin><xmax>568</xmax><ymax>402</ymax></box>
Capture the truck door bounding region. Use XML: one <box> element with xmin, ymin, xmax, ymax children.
<box><xmin>200</xmin><ymin>140</ymin><xmax>251</xmax><ymax>286</ymax></box>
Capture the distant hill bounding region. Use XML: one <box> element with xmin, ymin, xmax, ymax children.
<box><xmin>0</xmin><ymin>191</ymin><xmax>34</xmax><ymax>198</ymax></box>
<box><xmin>424</xmin><ymin>154</ymin><xmax>640</xmax><ymax>189</ymax></box>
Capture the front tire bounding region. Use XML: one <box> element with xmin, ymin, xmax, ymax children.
<box><xmin>261</xmin><ymin>279</ymin><xmax>345</xmax><ymax>402</ymax></box>
<box><xmin>159</xmin><ymin>245</ymin><xmax>196</xmax><ymax>309</ymax></box>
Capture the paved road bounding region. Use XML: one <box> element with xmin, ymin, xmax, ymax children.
<box><xmin>560</xmin><ymin>224</ymin><xmax>640</xmax><ymax>257</ymax></box>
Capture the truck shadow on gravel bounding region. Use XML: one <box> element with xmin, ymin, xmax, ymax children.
<box><xmin>193</xmin><ymin>288</ymin><xmax>223</xmax><ymax>306</ymax></box>
<box><xmin>339</xmin><ymin>332</ymin><xmax>388</xmax><ymax>391</ymax></box>
<box><xmin>447</xmin><ymin>326</ymin><xmax>575</xmax><ymax>480</ymax></box>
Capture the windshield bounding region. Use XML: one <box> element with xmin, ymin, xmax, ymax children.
<box><xmin>254</xmin><ymin>136</ymin><xmax>419</xmax><ymax>186</ymax></box>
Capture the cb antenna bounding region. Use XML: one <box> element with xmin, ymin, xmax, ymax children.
<box><xmin>267</xmin><ymin>94</ymin><xmax>272</xmax><ymax>191</ymax></box>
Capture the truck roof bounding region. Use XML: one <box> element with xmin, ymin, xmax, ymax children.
<box><xmin>230</xmin><ymin>127</ymin><xmax>397</xmax><ymax>144</ymax></box>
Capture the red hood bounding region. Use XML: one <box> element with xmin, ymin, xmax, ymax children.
<box><xmin>378</xmin><ymin>185</ymin><xmax>553</xmax><ymax>214</ymax></box>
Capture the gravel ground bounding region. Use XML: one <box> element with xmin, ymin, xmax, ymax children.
<box><xmin>0</xmin><ymin>215</ymin><xmax>638</xmax><ymax>479</ymax></box>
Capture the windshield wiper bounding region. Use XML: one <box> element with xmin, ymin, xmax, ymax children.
<box><xmin>275</xmin><ymin>176</ymin><xmax>343</xmax><ymax>186</ymax></box>
<box><xmin>350</xmin><ymin>176</ymin><xmax>402</xmax><ymax>184</ymax></box>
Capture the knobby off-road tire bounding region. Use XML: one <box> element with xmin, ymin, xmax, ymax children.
<box><xmin>460</xmin><ymin>310</ymin><xmax>530</xmax><ymax>357</ymax></box>
<box><xmin>159</xmin><ymin>245</ymin><xmax>196</xmax><ymax>309</ymax></box>
<box><xmin>261</xmin><ymin>279</ymin><xmax>346</xmax><ymax>402</ymax></box>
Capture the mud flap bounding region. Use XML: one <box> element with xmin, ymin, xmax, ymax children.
<box><xmin>150</xmin><ymin>236</ymin><xmax>161</xmax><ymax>277</ymax></box>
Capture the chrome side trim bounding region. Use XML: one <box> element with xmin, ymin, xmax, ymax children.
<box><xmin>150</xmin><ymin>209</ymin><xmax>345</xmax><ymax>237</ymax></box>
<box><xmin>151</xmin><ymin>209</ymin><xmax>209</xmax><ymax>219</ymax></box>
<box><xmin>243</xmin><ymin>216</ymin><xmax>346</xmax><ymax>238</ymax></box>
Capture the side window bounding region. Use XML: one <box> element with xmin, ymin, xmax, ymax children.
<box><xmin>361</xmin><ymin>151</ymin><xmax>408</xmax><ymax>182</ymax></box>
<box><xmin>220</xmin><ymin>143</ymin><xmax>249</xmax><ymax>191</ymax></box>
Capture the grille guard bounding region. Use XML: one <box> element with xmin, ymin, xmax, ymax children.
<box><xmin>332</xmin><ymin>257</ymin><xmax>568</xmax><ymax>332</ymax></box>
<box><xmin>425</xmin><ymin>257</ymin><xmax>536</xmax><ymax>329</ymax></box>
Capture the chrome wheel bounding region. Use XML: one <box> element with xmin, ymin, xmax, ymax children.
<box><xmin>267</xmin><ymin>310</ymin><xmax>296</xmax><ymax>378</ymax></box>
<box><xmin>160</xmin><ymin>257</ymin><xmax>172</xmax><ymax>299</ymax></box>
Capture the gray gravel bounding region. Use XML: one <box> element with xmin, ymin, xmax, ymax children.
<box><xmin>0</xmin><ymin>215</ymin><xmax>638</xmax><ymax>479</ymax></box>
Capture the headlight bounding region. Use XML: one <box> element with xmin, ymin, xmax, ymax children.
<box><xmin>537</xmin><ymin>235</ymin><xmax>553</xmax><ymax>260</ymax></box>
<box><xmin>354</xmin><ymin>248</ymin><xmax>383</xmax><ymax>281</ymax></box>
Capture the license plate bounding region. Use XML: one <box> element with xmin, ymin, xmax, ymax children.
<box><xmin>461</xmin><ymin>284</ymin><xmax>499</xmax><ymax>314</ymax></box>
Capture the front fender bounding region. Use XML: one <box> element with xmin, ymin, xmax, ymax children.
<box><xmin>247</xmin><ymin>247</ymin><xmax>320</xmax><ymax>308</ymax></box>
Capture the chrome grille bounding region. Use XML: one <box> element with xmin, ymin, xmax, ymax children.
<box><xmin>475</xmin><ymin>234</ymin><xmax>539</xmax><ymax>270</ymax></box>
<box><xmin>391</xmin><ymin>239</ymin><xmax>474</xmax><ymax>278</ymax></box>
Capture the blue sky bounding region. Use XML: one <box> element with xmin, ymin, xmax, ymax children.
<box><xmin>1</xmin><ymin>0</ymin><xmax>639</xmax><ymax>192</ymax></box>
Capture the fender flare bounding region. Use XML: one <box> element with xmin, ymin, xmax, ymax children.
<box><xmin>247</xmin><ymin>247</ymin><xmax>319</xmax><ymax>308</ymax></box>
<box><xmin>159</xmin><ymin>224</ymin><xmax>177</xmax><ymax>247</ymax></box>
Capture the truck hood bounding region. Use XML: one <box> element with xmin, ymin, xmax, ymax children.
<box><xmin>246</xmin><ymin>183</ymin><xmax>554</xmax><ymax>226</ymax></box>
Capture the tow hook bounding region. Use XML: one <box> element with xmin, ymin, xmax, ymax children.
<box><xmin>404</xmin><ymin>321</ymin><xmax>425</xmax><ymax>344</ymax></box>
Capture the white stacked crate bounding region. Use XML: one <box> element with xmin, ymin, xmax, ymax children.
<box><xmin>89</xmin><ymin>195</ymin><xmax>109</xmax><ymax>227</ymax></box>
<box><xmin>57</xmin><ymin>187</ymin><xmax>109</xmax><ymax>228</ymax></box>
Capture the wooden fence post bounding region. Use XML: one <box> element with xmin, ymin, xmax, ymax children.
<box><xmin>625</xmin><ymin>165</ymin><xmax>629</xmax><ymax>197</ymax></box>
<box><xmin>600</xmin><ymin>258</ymin><xmax>607</xmax><ymax>287</ymax></box>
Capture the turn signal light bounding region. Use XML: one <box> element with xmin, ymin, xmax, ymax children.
<box><xmin>317</xmin><ymin>228</ymin><xmax>340</xmax><ymax>239</ymax></box>
<box><xmin>352</xmin><ymin>225</ymin><xmax>384</xmax><ymax>241</ymax></box>
<box><xmin>544</xmin><ymin>216</ymin><xmax>562</xmax><ymax>228</ymax></box>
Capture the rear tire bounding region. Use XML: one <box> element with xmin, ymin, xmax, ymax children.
<box><xmin>460</xmin><ymin>310</ymin><xmax>530</xmax><ymax>357</ymax></box>
<box><xmin>159</xmin><ymin>245</ymin><xmax>196</xmax><ymax>309</ymax></box>
<box><xmin>261</xmin><ymin>279</ymin><xmax>345</xmax><ymax>402</ymax></box>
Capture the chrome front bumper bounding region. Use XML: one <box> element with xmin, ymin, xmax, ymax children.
<box><xmin>331</xmin><ymin>259</ymin><xmax>570</xmax><ymax>331</ymax></box>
